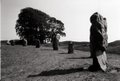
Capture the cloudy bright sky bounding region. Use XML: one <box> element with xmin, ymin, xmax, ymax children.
<box><xmin>1</xmin><ymin>0</ymin><xmax>120</xmax><ymax>42</ymax></box>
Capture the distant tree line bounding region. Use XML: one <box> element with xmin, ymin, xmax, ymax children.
<box><xmin>15</xmin><ymin>7</ymin><xmax>66</xmax><ymax>45</ymax></box>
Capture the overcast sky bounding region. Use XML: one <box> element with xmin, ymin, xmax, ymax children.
<box><xmin>1</xmin><ymin>0</ymin><xmax>120</xmax><ymax>42</ymax></box>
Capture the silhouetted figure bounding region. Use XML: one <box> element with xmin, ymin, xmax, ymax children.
<box><xmin>89</xmin><ymin>12</ymin><xmax>108</xmax><ymax>72</ymax></box>
<box><xmin>68</xmin><ymin>41</ymin><xmax>74</xmax><ymax>54</ymax></box>
<box><xmin>51</xmin><ymin>33</ymin><xmax>59</xmax><ymax>50</ymax></box>
<box><xmin>36</xmin><ymin>39</ymin><xmax>40</xmax><ymax>48</ymax></box>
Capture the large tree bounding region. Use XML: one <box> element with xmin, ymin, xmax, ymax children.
<box><xmin>46</xmin><ymin>17</ymin><xmax>66</xmax><ymax>42</ymax></box>
<box><xmin>15</xmin><ymin>7</ymin><xmax>65</xmax><ymax>44</ymax></box>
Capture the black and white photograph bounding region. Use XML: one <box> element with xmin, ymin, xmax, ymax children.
<box><xmin>1</xmin><ymin>0</ymin><xmax>120</xmax><ymax>81</ymax></box>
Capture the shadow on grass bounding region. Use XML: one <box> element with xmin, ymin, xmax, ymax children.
<box><xmin>27</xmin><ymin>65</ymin><xmax>120</xmax><ymax>78</ymax></box>
<box><xmin>67</xmin><ymin>57</ymin><xmax>91</xmax><ymax>59</ymax></box>
<box><xmin>59</xmin><ymin>52</ymin><xmax>69</xmax><ymax>54</ymax></box>
<box><xmin>28</xmin><ymin>67</ymin><xmax>87</xmax><ymax>77</ymax></box>
<box><xmin>40</xmin><ymin>48</ymin><xmax>53</xmax><ymax>51</ymax></box>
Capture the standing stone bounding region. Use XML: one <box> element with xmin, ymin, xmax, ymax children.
<box><xmin>22</xmin><ymin>39</ymin><xmax>27</xmax><ymax>46</ymax></box>
<box><xmin>68</xmin><ymin>41</ymin><xmax>74</xmax><ymax>54</ymax></box>
<box><xmin>11</xmin><ymin>40</ymin><xmax>15</xmax><ymax>46</ymax></box>
<box><xmin>36</xmin><ymin>39</ymin><xmax>40</xmax><ymax>48</ymax></box>
<box><xmin>52</xmin><ymin>33</ymin><xmax>59</xmax><ymax>50</ymax></box>
<box><xmin>89</xmin><ymin>12</ymin><xmax>108</xmax><ymax>72</ymax></box>
<box><xmin>6</xmin><ymin>40</ymin><xmax>11</xmax><ymax>45</ymax></box>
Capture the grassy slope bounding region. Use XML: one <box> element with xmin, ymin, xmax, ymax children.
<box><xmin>59</xmin><ymin>40</ymin><xmax>120</xmax><ymax>54</ymax></box>
<box><xmin>1</xmin><ymin>44</ymin><xmax>120</xmax><ymax>81</ymax></box>
<box><xmin>1</xmin><ymin>40</ymin><xmax>120</xmax><ymax>54</ymax></box>
<box><xmin>107</xmin><ymin>40</ymin><xmax>120</xmax><ymax>54</ymax></box>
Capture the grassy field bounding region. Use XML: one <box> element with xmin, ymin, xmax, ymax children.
<box><xmin>1</xmin><ymin>43</ymin><xmax>120</xmax><ymax>81</ymax></box>
<box><xmin>59</xmin><ymin>40</ymin><xmax>120</xmax><ymax>54</ymax></box>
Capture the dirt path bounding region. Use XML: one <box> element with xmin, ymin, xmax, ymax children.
<box><xmin>1</xmin><ymin>45</ymin><xmax>120</xmax><ymax>81</ymax></box>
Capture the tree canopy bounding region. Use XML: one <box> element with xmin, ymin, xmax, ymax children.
<box><xmin>15</xmin><ymin>7</ymin><xmax>66</xmax><ymax>44</ymax></box>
